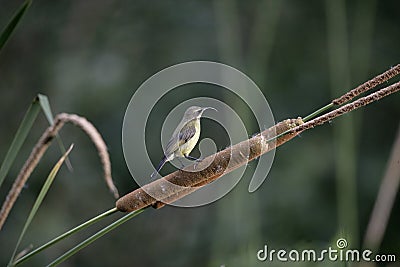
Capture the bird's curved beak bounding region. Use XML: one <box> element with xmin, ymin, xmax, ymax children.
<box><xmin>202</xmin><ymin>107</ymin><xmax>218</xmax><ymax>112</ymax></box>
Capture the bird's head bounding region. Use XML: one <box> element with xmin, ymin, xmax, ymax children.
<box><xmin>183</xmin><ymin>106</ymin><xmax>217</xmax><ymax>119</ymax></box>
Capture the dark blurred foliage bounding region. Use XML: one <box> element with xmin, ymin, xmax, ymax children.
<box><xmin>0</xmin><ymin>0</ymin><xmax>399</xmax><ymax>266</ymax></box>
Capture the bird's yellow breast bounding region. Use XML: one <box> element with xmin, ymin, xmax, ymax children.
<box><xmin>175</xmin><ymin>119</ymin><xmax>200</xmax><ymax>157</ymax></box>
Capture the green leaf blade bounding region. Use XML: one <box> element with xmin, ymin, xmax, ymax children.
<box><xmin>46</xmin><ymin>209</ymin><xmax>144</xmax><ymax>267</ymax></box>
<box><xmin>9</xmin><ymin>144</ymin><xmax>74</xmax><ymax>266</ymax></box>
<box><xmin>13</xmin><ymin>208</ymin><xmax>118</xmax><ymax>266</ymax></box>
<box><xmin>37</xmin><ymin>94</ymin><xmax>73</xmax><ymax>171</ymax></box>
<box><xmin>0</xmin><ymin>96</ymin><xmax>40</xmax><ymax>188</ymax></box>
<box><xmin>0</xmin><ymin>0</ymin><xmax>31</xmax><ymax>52</ymax></box>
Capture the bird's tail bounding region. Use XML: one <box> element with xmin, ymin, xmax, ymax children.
<box><xmin>150</xmin><ymin>155</ymin><xmax>168</xmax><ymax>180</ymax></box>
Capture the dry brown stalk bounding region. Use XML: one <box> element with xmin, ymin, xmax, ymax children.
<box><xmin>0</xmin><ymin>113</ymin><xmax>118</xmax><ymax>230</ymax></box>
<box><xmin>292</xmin><ymin>81</ymin><xmax>400</xmax><ymax>134</ymax></box>
<box><xmin>116</xmin><ymin>118</ymin><xmax>304</xmax><ymax>212</ymax></box>
<box><xmin>332</xmin><ymin>64</ymin><xmax>400</xmax><ymax>105</ymax></box>
<box><xmin>363</xmin><ymin>124</ymin><xmax>400</xmax><ymax>251</ymax></box>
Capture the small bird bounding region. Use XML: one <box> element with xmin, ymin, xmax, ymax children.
<box><xmin>151</xmin><ymin>106</ymin><xmax>216</xmax><ymax>179</ymax></box>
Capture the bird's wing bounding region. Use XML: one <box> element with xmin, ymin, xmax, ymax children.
<box><xmin>178</xmin><ymin>122</ymin><xmax>196</xmax><ymax>145</ymax></box>
<box><xmin>164</xmin><ymin>121</ymin><xmax>196</xmax><ymax>156</ymax></box>
<box><xmin>164</xmin><ymin>135</ymin><xmax>179</xmax><ymax>156</ymax></box>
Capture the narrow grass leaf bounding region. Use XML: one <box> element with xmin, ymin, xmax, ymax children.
<box><xmin>0</xmin><ymin>96</ymin><xmax>40</xmax><ymax>188</ymax></box>
<box><xmin>37</xmin><ymin>94</ymin><xmax>73</xmax><ymax>171</ymax></box>
<box><xmin>0</xmin><ymin>0</ymin><xmax>31</xmax><ymax>52</ymax></box>
<box><xmin>13</xmin><ymin>208</ymin><xmax>118</xmax><ymax>266</ymax></box>
<box><xmin>9</xmin><ymin>144</ymin><xmax>74</xmax><ymax>266</ymax></box>
<box><xmin>46</xmin><ymin>209</ymin><xmax>144</xmax><ymax>267</ymax></box>
<box><xmin>37</xmin><ymin>94</ymin><xmax>54</xmax><ymax>124</ymax></box>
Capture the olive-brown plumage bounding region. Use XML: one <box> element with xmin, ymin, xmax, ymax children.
<box><xmin>151</xmin><ymin>106</ymin><xmax>216</xmax><ymax>178</ymax></box>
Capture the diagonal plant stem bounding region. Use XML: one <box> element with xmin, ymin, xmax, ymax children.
<box><xmin>332</xmin><ymin>64</ymin><xmax>400</xmax><ymax>105</ymax></box>
<box><xmin>0</xmin><ymin>113</ymin><xmax>119</xmax><ymax>231</ymax></box>
<box><xmin>303</xmin><ymin>64</ymin><xmax>400</xmax><ymax>122</ymax></box>
<box><xmin>9</xmin><ymin>145</ymin><xmax>74</xmax><ymax>266</ymax></box>
<box><xmin>0</xmin><ymin>97</ymin><xmax>40</xmax><ymax>188</ymax></box>
<box><xmin>290</xmin><ymin>81</ymin><xmax>400</xmax><ymax>134</ymax></box>
<box><xmin>363</xmin><ymin>124</ymin><xmax>400</xmax><ymax>251</ymax></box>
<box><xmin>45</xmin><ymin>209</ymin><xmax>144</xmax><ymax>267</ymax></box>
<box><xmin>13</xmin><ymin>207</ymin><xmax>119</xmax><ymax>266</ymax></box>
<box><xmin>303</xmin><ymin>103</ymin><xmax>334</xmax><ymax>122</ymax></box>
<box><xmin>0</xmin><ymin>0</ymin><xmax>31</xmax><ymax>52</ymax></box>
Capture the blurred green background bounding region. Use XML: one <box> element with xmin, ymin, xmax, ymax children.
<box><xmin>0</xmin><ymin>0</ymin><xmax>399</xmax><ymax>266</ymax></box>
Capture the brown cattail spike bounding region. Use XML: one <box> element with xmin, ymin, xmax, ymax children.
<box><xmin>332</xmin><ymin>64</ymin><xmax>400</xmax><ymax>105</ymax></box>
<box><xmin>116</xmin><ymin>118</ymin><xmax>303</xmax><ymax>212</ymax></box>
<box><xmin>294</xmin><ymin>81</ymin><xmax>400</xmax><ymax>134</ymax></box>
